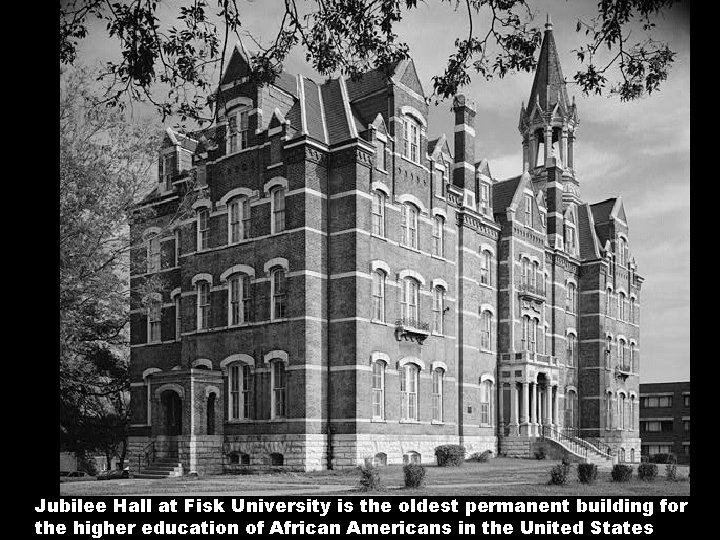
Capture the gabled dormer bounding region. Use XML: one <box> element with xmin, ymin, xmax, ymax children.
<box><xmin>158</xmin><ymin>127</ymin><xmax>196</xmax><ymax>194</ymax></box>
<box><xmin>428</xmin><ymin>134</ymin><xmax>452</xmax><ymax>197</ymax></box>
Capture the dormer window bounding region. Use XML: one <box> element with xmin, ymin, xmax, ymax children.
<box><xmin>375</xmin><ymin>138</ymin><xmax>386</xmax><ymax>171</ymax></box>
<box><xmin>618</xmin><ymin>236</ymin><xmax>628</xmax><ymax>267</ymax></box>
<box><xmin>227</xmin><ymin>108</ymin><xmax>250</xmax><ymax>154</ymax></box>
<box><xmin>159</xmin><ymin>150</ymin><xmax>176</xmax><ymax>191</ymax></box>
<box><xmin>402</xmin><ymin>117</ymin><xmax>420</xmax><ymax>163</ymax></box>
<box><xmin>524</xmin><ymin>194</ymin><xmax>533</xmax><ymax>225</ymax></box>
<box><xmin>480</xmin><ymin>182</ymin><xmax>491</xmax><ymax>216</ymax></box>
<box><xmin>564</xmin><ymin>223</ymin><xmax>576</xmax><ymax>255</ymax></box>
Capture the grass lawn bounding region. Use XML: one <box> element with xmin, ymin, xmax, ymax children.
<box><xmin>59</xmin><ymin>458</ymin><xmax>689</xmax><ymax>497</ymax></box>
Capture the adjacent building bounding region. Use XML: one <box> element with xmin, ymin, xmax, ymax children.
<box><xmin>127</xmin><ymin>21</ymin><xmax>643</xmax><ymax>473</ymax></box>
<box><xmin>639</xmin><ymin>381</ymin><xmax>690</xmax><ymax>464</ymax></box>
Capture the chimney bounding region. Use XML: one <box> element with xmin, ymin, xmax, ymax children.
<box><xmin>452</xmin><ymin>95</ymin><xmax>476</xmax><ymax>192</ymax></box>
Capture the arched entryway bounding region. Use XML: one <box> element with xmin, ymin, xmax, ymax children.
<box><xmin>161</xmin><ymin>390</ymin><xmax>183</xmax><ymax>436</ymax></box>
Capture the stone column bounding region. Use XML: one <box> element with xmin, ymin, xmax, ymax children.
<box><xmin>544</xmin><ymin>384</ymin><xmax>552</xmax><ymax>426</ymax></box>
<box><xmin>529</xmin><ymin>133</ymin><xmax>537</xmax><ymax>169</ymax></box>
<box><xmin>568</xmin><ymin>130</ymin><xmax>575</xmax><ymax>170</ymax></box>
<box><xmin>553</xmin><ymin>386</ymin><xmax>560</xmax><ymax>428</ymax></box>
<box><xmin>560</xmin><ymin>127</ymin><xmax>568</xmax><ymax>168</ymax></box>
<box><xmin>544</xmin><ymin>126</ymin><xmax>553</xmax><ymax>165</ymax></box>
<box><xmin>530</xmin><ymin>383</ymin><xmax>538</xmax><ymax>435</ymax></box>
<box><xmin>510</xmin><ymin>383</ymin><xmax>519</xmax><ymax>435</ymax></box>
<box><xmin>498</xmin><ymin>383</ymin><xmax>505</xmax><ymax>429</ymax></box>
<box><xmin>521</xmin><ymin>382</ymin><xmax>530</xmax><ymax>435</ymax></box>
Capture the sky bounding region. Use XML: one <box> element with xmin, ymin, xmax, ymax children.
<box><xmin>73</xmin><ymin>0</ymin><xmax>690</xmax><ymax>383</ymax></box>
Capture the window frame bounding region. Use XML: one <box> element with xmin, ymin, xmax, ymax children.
<box><xmin>270</xmin><ymin>267</ymin><xmax>287</xmax><ymax>321</ymax></box>
<box><xmin>400</xmin><ymin>363</ymin><xmax>419</xmax><ymax>421</ymax></box>
<box><xmin>371</xmin><ymin>270</ymin><xmax>386</xmax><ymax>323</ymax></box>
<box><xmin>401</xmin><ymin>203</ymin><xmax>418</xmax><ymax>249</ymax></box>
<box><xmin>270</xmin><ymin>360</ymin><xmax>287</xmax><ymax>419</ymax></box>
<box><xmin>480</xmin><ymin>310</ymin><xmax>493</xmax><ymax>351</ymax></box>
<box><xmin>197</xmin><ymin>208</ymin><xmax>210</xmax><ymax>251</ymax></box>
<box><xmin>480</xmin><ymin>250</ymin><xmax>492</xmax><ymax>285</ymax></box>
<box><xmin>433</xmin><ymin>215</ymin><xmax>445</xmax><ymax>257</ymax></box>
<box><xmin>146</xmin><ymin>233</ymin><xmax>161</xmax><ymax>273</ymax></box>
<box><xmin>196</xmin><ymin>280</ymin><xmax>210</xmax><ymax>330</ymax></box>
<box><xmin>371</xmin><ymin>360</ymin><xmax>386</xmax><ymax>420</ymax></box>
<box><xmin>403</xmin><ymin>117</ymin><xmax>420</xmax><ymax>163</ymax></box>
<box><xmin>229</xmin><ymin>363</ymin><xmax>253</xmax><ymax>421</ymax></box>
<box><xmin>371</xmin><ymin>190</ymin><xmax>386</xmax><ymax>237</ymax></box>
<box><xmin>432</xmin><ymin>285</ymin><xmax>445</xmax><ymax>335</ymax></box>
<box><xmin>400</xmin><ymin>277</ymin><xmax>420</xmax><ymax>323</ymax></box>
<box><xmin>566</xmin><ymin>333</ymin><xmax>577</xmax><ymax>367</ymax></box>
<box><xmin>228</xmin><ymin>274</ymin><xmax>251</xmax><ymax>326</ymax></box>
<box><xmin>147</xmin><ymin>296</ymin><xmax>162</xmax><ymax>343</ymax></box>
<box><xmin>270</xmin><ymin>186</ymin><xmax>286</xmax><ymax>234</ymax></box>
<box><xmin>227</xmin><ymin>108</ymin><xmax>250</xmax><ymax>154</ymax></box>
<box><xmin>432</xmin><ymin>368</ymin><xmax>444</xmax><ymax>423</ymax></box>
<box><xmin>479</xmin><ymin>380</ymin><xmax>493</xmax><ymax>426</ymax></box>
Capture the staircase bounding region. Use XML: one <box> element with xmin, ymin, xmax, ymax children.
<box><xmin>134</xmin><ymin>442</ymin><xmax>183</xmax><ymax>479</ymax></box>
<box><xmin>541</xmin><ymin>426</ymin><xmax>615</xmax><ymax>466</ymax></box>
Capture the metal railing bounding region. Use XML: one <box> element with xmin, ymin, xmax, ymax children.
<box><xmin>544</xmin><ymin>425</ymin><xmax>613</xmax><ymax>460</ymax></box>
<box><xmin>138</xmin><ymin>441</ymin><xmax>155</xmax><ymax>474</ymax></box>
<box><xmin>395</xmin><ymin>318</ymin><xmax>430</xmax><ymax>333</ymax></box>
<box><xmin>517</xmin><ymin>280</ymin><xmax>546</xmax><ymax>298</ymax></box>
<box><xmin>541</xmin><ymin>425</ymin><xmax>587</xmax><ymax>459</ymax></box>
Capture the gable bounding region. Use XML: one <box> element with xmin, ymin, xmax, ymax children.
<box><xmin>396</xmin><ymin>59</ymin><xmax>426</xmax><ymax>98</ymax></box>
<box><xmin>612</xmin><ymin>199</ymin><xmax>628</xmax><ymax>225</ymax></box>
<box><xmin>221</xmin><ymin>44</ymin><xmax>251</xmax><ymax>86</ymax></box>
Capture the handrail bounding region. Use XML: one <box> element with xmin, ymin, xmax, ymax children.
<box><xmin>542</xmin><ymin>425</ymin><xmax>587</xmax><ymax>458</ymax></box>
<box><xmin>549</xmin><ymin>426</ymin><xmax>613</xmax><ymax>459</ymax></box>
<box><xmin>138</xmin><ymin>441</ymin><xmax>155</xmax><ymax>474</ymax></box>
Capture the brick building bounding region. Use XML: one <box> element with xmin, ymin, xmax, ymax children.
<box><xmin>639</xmin><ymin>382</ymin><xmax>690</xmax><ymax>464</ymax></box>
<box><xmin>128</xmin><ymin>21</ymin><xmax>642</xmax><ymax>474</ymax></box>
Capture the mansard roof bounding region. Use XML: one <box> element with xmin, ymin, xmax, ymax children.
<box><xmin>577</xmin><ymin>203</ymin><xmax>602</xmax><ymax>260</ymax></box>
<box><xmin>492</xmin><ymin>175</ymin><xmax>523</xmax><ymax>213</ymax></box>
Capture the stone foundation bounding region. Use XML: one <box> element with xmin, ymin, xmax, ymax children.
<box><xmin>224</xmin><ymin>434</ymin><xmax>328</xmax><ymax>471</ymax></box>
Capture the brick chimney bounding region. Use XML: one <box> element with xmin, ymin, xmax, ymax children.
<box><xmin>452</xmin><ymin>95</ymin><xmax>476</xmax><ymax>191</ymax></box>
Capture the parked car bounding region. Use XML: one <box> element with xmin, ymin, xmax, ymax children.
<box><xmin>97</xmin><ymin>468</ymin><xmax>130</xmax><ymax>480</ymax></box>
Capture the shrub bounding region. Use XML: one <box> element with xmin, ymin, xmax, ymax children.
<box><xmin>534</xmin><ymin>446</ymin><xmax>547</xmax><ymax>460</ymax></box>
<box><xmin>637</xmin><ymin>463</ymin><xmax>658</xmax><ymax>481</ymax></box>
<box><xmin>650</xmin><ymin>453</ymin><xmax>677</xmax><ymax>464</ymax></box>
<box><xmin>468</xmin><ymin>450</ymin><xmax>493</xmax><ymax>463</ymax></box>
<box><xmin>577</xmin><ymin>463</ymin><xmax>598</xmax><ymax>484</ymax></box>
<box><xmin>548</xmin><ymin>464</ymin><xmax>568</xmax><ymax>485</ymax></box>
<box><xmin>358</xmin><ymin>464</ymin><xmax>383</xmax><ymax>491</ymax></box>
<box><xmin>435</xmin><ymin>445</ymin><xmax>466</xmax><ymax>467</ymax></box>
<box><xmin>403</xmin><ymin>464</ymin><xmax>426</xmax><ymax>488</ymax></box>
<box><xmin>665</xmin><ymin>463</ymin><xmax>678</xmax><ymax>482</ymax></box>
<box><xmin>611</xmin><ymin>464</ymin><xmax>633</xmax><ymax>482</ymax></box>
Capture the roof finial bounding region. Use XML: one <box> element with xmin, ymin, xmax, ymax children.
<box><xmin>545</xmin><ymin>13</ymin><xmax>553</xmax><ymax>31</ymax></box>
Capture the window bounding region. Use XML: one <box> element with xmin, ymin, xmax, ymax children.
<box><xmin>196</xmin><ymin>281</ymin><xmax>210</xmax><ymax>330</ymax></box>
<box><xmin>564</xmin><ymin>224</ymin><xmax>576</xmax><ymax>254</ymax></box>
<box><xmin>228</xmin><ymin>109</ymin><xmax>249</xmax><ymax>153</ymax></box>
<box><xmin>401</xmin><ymin>203</ymin><xmax>418</xmax><ymax>248</ymax></box>
<box><xmin>400</xmin><ymin>364</ymin><xmax>419</xmax><ymax>421</ymax></box>
<box><xmin>479</xmin><ymin>182</ymin><xmax>490</xmax><ymax>215</ymax></box>
<box><xmin>522</xmin><ymin>316</ymin><xmax>537</xmax><ymax>352</ymax></box>
<box><xmin>618</xmin><ymin>237</ymin><xmax>628</xmax><ymax>267</ymax></box>
<box><xmin>480</xmin><ymin>251</ymin><xmax>492</xmax><ymax>285</ymax></box>
<box><xmin>403</xmin><ymin>118</ymin><xmax>420</xmax><ymax>163</ymax></box>
<box><xmin>229</xmin><ymin>364</ymin><xmax>253</xmax><ymax>420</ymax></box>
<box><xmin>433</xmin><ymin>215</ymin><xmax>445</xmax><ymax>257</ymax></box>
<box><xmin>271</xmin><ymin>187</ymin><xmax>285</xmax><ymax>234</ymax></box>
<box><xmin>532</xmin><ymin>261</ymin><xmax>539</xmax><ymax>290</ymax></box>
<box><xmin>147</xmin><ymin>298</ymin><xmax>162</xmax><ymax>343</ymax></box>
<box><xmin>147</xmin><ymin>234</ymin><xmax>161</xmax><ymax>273</ymax></box>
<box><xmin>197</xmin><ymin>209</ymin><xmax>209</xmax><ymax>250</ymax></box>
<box><xmin>228</xmin><ymin>197</ymin><xmax>250</xmax><ymax>243</ymax></box>
<box><xmin>640</xmin><ymin>421</ymin><xmax>673</xmax><ymax>432</ymax></box>
<box><xmin>228</xmin><ymin>275</ymin><xmax>251</xmax><ymax>326</ymax></box>
<box><xmin>432</xmin><ymin>368</ymin><xmax>444</xmax><ymax>422</ymax></box>
<box><xmin>629</xmin><ymin>298</ymin><xmax>636</xmax><ymax>323</ymax></box>
<box><xmin>565</xmin><ymin>282</ymin><xmax>577</xmax><ymax>313</ymax></box>
<box><xmin>271</xmin><ymin>361</ymin><xmax>286</xmax><ymax>418</ymax></box>
<box><xmin>376</xmin><ymin>138</ymin><xmax>386</xmax><ymax>170</ymax></box>
<box><xmin>605</xmin><ymin>393</ymin><xmax>612</xmax><ymax>429</ymax></box>
<box><xmin>371</xmin><ymin>270</ymin><xmax>385</xmax><ymax>322</ymax></box>
<box><xmin>630</xmin><ymin>344</ymin><xmax>636</xmax><ymax>372</ymax></box>
<box><xmin>371</xmin><ymin>190</ymin><xmax>386</xmax><ymax>236</ymax></box>
<box><xmin>174</xmin><ymin>229</ymin><xmax>181</xmax><ymax>267</ymax></box>
<box><xmin>629</xmin><ymin>399</ymin><xmax>635</xmax><ymax>430</ymax></box>
<box><xmin>271</xmin><ymin>268</ymin><xmax>286</xmax><ymax>320</ymax></box>
<box><xmin>401</xmin><ymin>278</ymin><xmax>419</xmax><ymax>323</ymax></box>
<box><xmin>566</xmin><ymin>390</ymin><xmax>578</xmax><ymax>429</ymax></box>
<box><xmin>524</xmin><ymin>194</ymin><xmax>532</xmax><ymax>225</ymax></box>
<box><xmin>372</xmin><ymin>361</ymin><xmax>385</xmax><ymax>419</ymax></box>
<box><xmin>480</xmin><ymin>310</ymin><xmax>492</xmax><ymax>351</ymax></box>
<box><xmin>618</xmin><ymin>339</ymin><xmax>628</xmax><ymax>371</ymax></box>
<box><xmin>641</xmin><ymin>396</ymin><xmax>673</xmax><ymax>408</ymax></box>
<box><xmin>605</xmin><ymin>336</ymin><xmax>612</xmax><ymax>368</ymax></box>
<box><xmin>618</xmin><ymin>393</ymin><xmax>626</xmax><ymax>430</ymax></box>
<box><xmin>566</xmin><ymin>333</ymin><xmax>577</xmax><ymax>367</ymax></box>
<box><xmin>175</xmin><ymin>295</ymin><xmax>182</xmax><ymax>340</ymax></box>
<box><xmin>683</xmin><ymin>419</ymin><xmax>690</xmax><ymax>432</ymax></box>
<box><xmin>642</xmin><ymin>444</ymin><xmax>673</xmax><ymax>456</ymax></box>
<box><xmin>522</xmin><ymin>258</ymin><xmax>531</xmax><ymax>287</ymax></box>
<box><xmin>160</xmin><ymin>150</ymin><xmax>175</xmax><ymax>190</ymax></box>
<box><xmin>432</xmin><ymin>286</ymin><xmax>445</xmax><ymax>334</ymax></box>
<box><xmin>606</xmin><ymin>288</ymin><xmax>612</xmax><ymax>317</ymax></box>
<box><xmin>618</xmin><ymin>292</ymin><xmax>626</xmax><ymax>321</ymax></box>
<box><xmin>480</xmin><ymin>380</ymin><xmax>493</xmax><ymax>425</ymax></box>
<box><xmin>683</xmin><ymin>394</ymin><xmax>690</xmax><ymax>407</ymax></box>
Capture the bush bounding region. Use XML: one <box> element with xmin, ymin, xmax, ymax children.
<box><xmin>577</xmin><ymin>463</ymin><xmax>598</xmax><ymax>484</ymax></box>
<box><xmin>548</xmin><ymin>464</ymin><xmax>568</xmax><ymax>485</ymax></box>
<box><xmin>665</xmin><ymin>463</ymin><xmax>678</xmax><ymax>482</ymax></box>
<box><xmin>650</xmin><ymin>453</ymin><xmax>677</xmax><ymax>464</ymax></box>
<box><xmin>534</xmin><ymin>446</ymin><xmax>547</xmax><ymax>460</ymax></box>
<box><xmin>468</xmin><ymin>450</ymin><xmax>493</xmax><ymax>463</ymax></box>
<box><xmin>435</xmin><ymin>445</ymin><xmax>466</xmax><ymax>467</ymax></box>
<box><xmin>403</xmin><ymin>464</ymin><xmax>426</xmax><ymax>488</ymax></box>
<box><xmin>611</xmin><ymin>464</ymin><xmax>633</xmax><ymax>482</ymax></box>
<box><xmin>358</xmin><ymin>464</ymin><xmax>383</xmax><ymax>491</ymax></box>
<box><xmin>637</xmin><ymin>463</ymin><xmax>658</xmax><ymax>481</ymax></box>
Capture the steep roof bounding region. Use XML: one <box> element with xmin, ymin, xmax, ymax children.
<box><xmin>590</xmin><ymin>198</ymin><xmax>617</xmax><ymax>224</ymax></box>
<box><xmin>577</xmin><ymin>203</ymin><xmax>601</xmax><ymax>260</ymax></box>
<box><xmin>493</xmin><ymin>175</ymin><xmax>522</xmax><ymax>213</ymax></box>
<box><xmin>527</xmin><ymin>19</ymin><xmax>571</xmax><ymax>114</ymax></box>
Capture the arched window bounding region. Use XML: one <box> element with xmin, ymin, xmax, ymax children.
<box><xmin>629</xmin><ymin>297</ymin><xmax>636</xmax><ymax>324</ymax></box>
<box><xmin>227</xmin><ymin>108</ymin><xmax>250</xmax><ymax>153</ymax></box>
<box><xmin>566</xmin><ymin>282</ymin><xmax>577</xmax><ymax>313</ymax></box>
<box><xmin>605</xmin><ymin>392</ymin><xmax>613</xmax><ymax>429</ymax></box>
<box><xmin>480</xmin><ymin>250</ymin><xmax>492</xmax><ymax>285</ymax></box>
<box><xmin>371</xmin><ymin>270</ymin><xmax>386</xmax><ymax>322</ymax></box>
<box><xmin>433</xmin><ymin>215</ymin><xmax>445</xmax><ymax>257</ymax></box>
<box><xmin>605</xmin><ymin>336</ymin><xmax>613</xmax><ymax>368</ymax></box>
<box><xmin>371</xmin><ymin>360</ymin><xmax>386</xmax><ymax>420</ymax></box>
<box><xmin>146</xmin><ymin>233</ymin><xmax>161</xmax><ymax>273</ymax></box>
<box><xmin>271</xmin><ymin>360</ymin><xmax>287</xmax><ymax>418</ymax></box>
<box><xmin>567</xmin><ymin>333</ymin><xmax>577</xmax><ymax>367</ymax></box>
<box><xmin>371</xmin><ymin>190</ymin><xmax>386</xmax><ymax>236</ymax></box>
<box><xmin>618</xmin><ymin>292</ymin><xmax>626</xmax><ymax>321</ymax></box>
<box><xmin>618</xmin><ymin>393</ymin><xmax>626</xmax><ymax>430</ymax></box>
<box><xmin>401</xmin><ymin>203</ymin><xmax>418</xmax><ymax>248</ymax></box>
<box><xmin>402</xmin><ymin>116</ymin><xmax>420</xmax><ymax>163</ymax></box>
<box><xmin>271</xmin><ymin>186</ymin><xmax>285</xmax><ymax>234</ymax></box>
<box><xmin>480</xmin><ymin>310</ymin><xmax>493</xmax><ymax>351</ymax></box>
<box><xmin>432</xmin><ymin>367</ymin><xmax>444</xmax><ymax>422</ymax></box>
<box><xmin>630</xmin><ymin>344</ymin><xmax>637</xmax><ymax>372</ymax></box>
<box><xmin>400</xmin><ymin>363</ymin><xmax>419</xmax><ymax>421</ymax></box>
<box><xmin>197</xmin><ymin>209</ymin><xmax>210</xmax><ymax>250</ymax></box>
<box><xmin>479</xmin><ymin>181</ymin><xmax>491</xmax><ymax>215</ymax></box>
<box><xmin>228</xmin><ymin>197</ymin><xmax>250</xmax><ymax>243</ymax></box>
<box><xmin>532</xmin><ymin>261</ymin><xmax>539</xmax><ymax>290</ymax></box>
<box><xmin>524</xmin><ymin>194</ymin><xmax>533</xmax><ymax>225</ymax></box>
<box><xmin>229</xmin><ymin>363</ymin><xmax>253</xmax><ymax>420</ymax></box>
<box><xmin>522</xmin><ymin>257</ymin><xmax>531</xmax><ymax>287</ymax></box>
<box><xmin>228</xmin><ymin>274</ymin><xmax>251</xmax><ymax>326</ymax></box>
<box><xmin>564</xmin><ymin>224</ymin><xmax>576</xmax><ymax>255</ymax></box>
<box><xmin>480</xmin><ymin>380</ymin><xmax>493</xmax><ymax>425</ymax></box>
<box><xmin>565</xmin><ymin>390</ymin><xmax>578</xmax><ymax>429</ymax></box>
<box><xmin>618</xmin><ymin>338</ymin><xmax>626</xmax><ymax>370</ymax></box>
<box><xmin>618</xmin><ymin>237</ymin><xmax>628</xmax><ymax>267</ymax></box>
<box><xmin>196</xmin><ymin>281</ymin><xmax>210</xmax><ymax>330</ymax></box>
<box><xmin>271</xmin><ymin>268</ymin><xmax>286</xmax><ymax>320</ymax></box>
<box><xmin>147</xmin><ymin>296</ymin><xmax>162</xmax><ymax>343</ymax></box>
<box><xmin>606</xmin><ymin>288</ymin><xmax>613</xmax><ymax>317</ymax></box>
<box><xmin>629</xmin><ymin>398</ymin><xmax>635</xmax><ymax>431</ymax></box>
<box><xmin>522</xmin><ymin>315</ymin><xmax>537</xmax><ymax>352</ymax></box>
<box><xmin>400</xmin><ymin>277</ymin><xmax>420</xmax><ymax>323</ymax></box>
<box><xmin>432</xmin><ymin>285</ymin><xmax>445</xmax><ymax>334</ymax></box>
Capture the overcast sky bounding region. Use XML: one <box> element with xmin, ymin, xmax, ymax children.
<box><xmin>75</xmin><ymin>0</ymin><xmax>689</xmax><ymax>383</ymax></box>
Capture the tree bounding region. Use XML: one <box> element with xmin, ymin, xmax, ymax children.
<box><xmin>59</xmin><ymin>0</ymin><xmax>680</xmax><ymax>125</ymax></box>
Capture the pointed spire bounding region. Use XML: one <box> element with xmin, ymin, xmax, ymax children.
<box><xmin>526</xmin><ymin>15</ymin><xmax>570</xmax><ymax>116</ymax></box>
